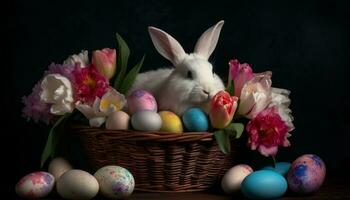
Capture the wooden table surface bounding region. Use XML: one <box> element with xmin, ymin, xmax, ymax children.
<box><xmin>30</xmin><ymin>176</ymin><xmax>349</xmax><ymax>200</ymax></box>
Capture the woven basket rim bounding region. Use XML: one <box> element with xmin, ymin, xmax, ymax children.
<box><xmin>71</xmin><ymin>124</ymin><xmax>215</xmax><ymax>142</ymax></box>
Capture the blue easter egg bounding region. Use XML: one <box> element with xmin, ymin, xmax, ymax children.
<box><xmin>241</xmin><ymin>170</ymin><xmax>287</xmax><ymax>200</ymax></box>
<box><xmin>262</xmin><ymin>162</ymin><xmax>291</xmax><ymax>176</ymax></box>
<box><xmin>182</xmin><ymin>108</ymin><xmax>208</xmax><ymax>132</ymax></box>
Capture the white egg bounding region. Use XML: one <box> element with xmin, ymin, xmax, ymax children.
<box><xmin>57</xmin><ymin>169</ymin><xmax>99</xmax><ymax>200</ymax></box>
<box><xmin>106</xmin><ymin>111</ymin><xmax>130</xmax><ymax>130</ymax></box>
<box><xmin>15</xmin><ymin>171</ymin><xmax>55</xmax><ymax>199</ymax></box>
<box><xmin>221</xmin><ymin>164</ymin><xmax>253</xmax><ymax>194</ymax></box>
<box><xmin>131</xmin><ymin>111</ymin><xmax>162</xmax><ymax>131</ymax></box>
<box><xmin>94</xmin><ymin>166</ymin><xmax>135</xmax><ymax>199</ymax></box>
<box><xmin>48</xmin><ymin>157</ymin><xmax>72</xmax><ymax>181</ymax></box>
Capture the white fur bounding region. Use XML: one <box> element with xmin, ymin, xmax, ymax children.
<box><xmin>130</xmin><ymin>21</ymin><xmax>226</xmax><ymax>115</ymax></box>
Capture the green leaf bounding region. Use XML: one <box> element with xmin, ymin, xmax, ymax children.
<box><xmin>214</xmin><ymin>130</ymin><xmax>230</xmax><ymax>155</ymax></box>
<box><xmin>225</xmin><ymin>123</ymin><xmax>244</xmax><ymax>139</ymax></box>
<box><xmin>114</xmin><ymin>33</ymin><xmax>130</xmax><ymax>90</ymax></box>
<box><xmin>40</xmin><ymin>115</ymin><xmax>68</xmax><ymax>168</ymax></box>
<box><xmin>119</xmin><ymin>55</ymin><xmax>145</xmax><ymax>94</ymax></box>
<box><xmin>226</xmin><ymin>79</ymin><xmax>235</xmax><ymax>96</ymax></box>
<box><xmin>214</xmin><ymin>123</ymin><xmax>245</xmax><ymax>155</ymax></box>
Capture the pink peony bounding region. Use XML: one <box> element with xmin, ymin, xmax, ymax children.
<box><xmin>228</xmin><ymin>59</ymin><xmax>254</xmax><ymax>97</ymax></box>
<box><xmin>72</xmin><ymin>64</ymin><xmax>109</xmax><ymax>104</ymax></box>
<box><xmin>246</xmin><ymin>106</ymin><xmax>292</xmax><ymax>157</ymax></box>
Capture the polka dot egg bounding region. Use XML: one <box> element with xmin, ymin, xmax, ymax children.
<box><xmin>15</xmin><ymin>171</ymin><xmax>55</xmax><ymax>199</ymax></box>
<box><xmin>94</xmin><ymin>166</ymin><xmax>135</xmax><ymax>199</ymax></box>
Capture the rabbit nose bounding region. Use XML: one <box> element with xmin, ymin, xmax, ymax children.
<box><xmin>203</xmin><ymin>90</ymin><xmax>209</xmax><ymax>95</ymax></box>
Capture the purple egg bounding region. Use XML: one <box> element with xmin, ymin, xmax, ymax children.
<box><xmin>287</xmin><ymin>154</ymin><xmax>326</xmax><ymax>194</ymax></box>
<box><xmin>127</xmin><ymin>90</ymin><xmax>157</xmax><ymax>114</ymax></box>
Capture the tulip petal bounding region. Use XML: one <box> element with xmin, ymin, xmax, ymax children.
<box><xmin>89</xmin><ymin>117</ymin><xmax>106</xmax><ymax>127</ymax></box>
<box><xmin>50</xmin><ymin>103</ymin><xmax>73</xmax><ymax>115</ymax></box>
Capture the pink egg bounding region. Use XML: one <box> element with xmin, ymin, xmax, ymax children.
<box><xmin>127</xmin><ymin>90</ymin><xmax>157</xmax><ymax>114</ymax></box>
<box><xmin>287</xmin><ymin>154</ymin><xmax>326</xmax><ymax>194</ymax></box>
<box><xmin>15</xmin><ymin>171</ymin><xmax>55</xmax><ymax>198</ymax></box>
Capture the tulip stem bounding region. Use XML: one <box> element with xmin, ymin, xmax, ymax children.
<box><xmin>272</xmin><ymin>156</ymin><xmax>277</xmax><ymax>168</ymax></box>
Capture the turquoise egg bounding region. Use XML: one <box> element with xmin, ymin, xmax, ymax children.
<box><xmin>241</xmin><ymin>170</ymin><xmax>287</xmax><ymax>200</ymax></box>
<box><xmin>262</xmin><ymin>162</ymin><xmax>291</xmax><ymax>176</ymax></box>
<box><xmin>182</xmin><ymin>108</ymin><xmax>208</xmax><ymax>132</ymax></box>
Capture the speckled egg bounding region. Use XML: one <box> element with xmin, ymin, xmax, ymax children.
<box><xmin>48</xmin><ymin>157</ymin><xmax>72</xmax><ymax>181</ymax></box>
<box><xmin>287</xmin><ymin>154</ymin><xmax>326</xmax><ymax>194</ymax></box>
<box><xmin>262</xmin><ymin>162</ymin><xmax>291</xmax><ymax>176</ymax></box>
<box><xmin>131</xmin><ymin>110</ymin><xmax>162</xmax><ymax>131</ymax></box>
<box><xmin>159</xmin><ymin>111</ymin><xmax>183</xmax><ymax>133</ymax></box>
<box><xmin>221</xmin><ymin>164</ymin><xmax>253</xmax><ymax>194</ymax></box>
<box><xmin>106</xmin><ymin>111</ymin><xmax>130</xmax><ymax>130</ymax></box>
<box><xmin>57</xmin><ymin>169</ymin><xmax>99</xmax><ymax>200</ymax></box>
<box><xmin>127</xmin><ymin>89</ymin><xmax>157</xmax><ymax>114</ymax></box>
<box><xmin>182</xmin><ymin>108</ymin><xmax>208</xmax><ymax>132</ymax></box>
<box><xmin>15</xmin><ymin>171</ymin><xmax>55</xmax><ymax>199</ymax></box>
<box><xmin>94</xmin><ymin>166</ymin><xmax>135</xmax><ymax>199</ymax></box>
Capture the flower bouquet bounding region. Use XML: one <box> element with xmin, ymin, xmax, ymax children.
<box><xmin>22</xmin><ymin>20</ymin><xmax>294</xmax><ymax>192</ymax></box>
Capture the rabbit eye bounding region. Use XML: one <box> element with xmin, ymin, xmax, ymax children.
<box><xmin>187</xmin><ymin>71</ymin><xmax>193</xmax><ymax>79</ymax></box>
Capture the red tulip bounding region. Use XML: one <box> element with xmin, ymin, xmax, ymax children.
<box><xmin>209</xmin><ymin>91</ymin><xmax>238</xmax><ymax>129</ymax></box>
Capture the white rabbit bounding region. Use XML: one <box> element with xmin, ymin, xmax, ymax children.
<box><xmin>130</xmin><ymin>20</ymin><xmax>226</xmax><ymax>115</ymax></box>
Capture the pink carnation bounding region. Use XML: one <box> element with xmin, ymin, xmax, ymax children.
<box><xmin>72</xmin><ymin>64</ymin><xmax>109</xmax><ymax>104</ymax></box>
<box><xmin>22</xmin><ymin>83</ymin><xmax>53</xmax><ymax>124</ymax></box>
<box><xmin>246</xmin><ymin>106</ymin><xmax>292</xmax><ymax>157</ymax></box>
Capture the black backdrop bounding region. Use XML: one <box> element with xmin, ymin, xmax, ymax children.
<box><xmin>7</xmin><ymin>0</ymin><xmax>350</xmax><ymax>192</ymax></box>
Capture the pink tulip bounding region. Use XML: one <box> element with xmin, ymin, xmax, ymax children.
<box><xmin>238</xmin><ymin>71</ymin><xmax>273</xmax><ymax>119</ymax></box>
<box><xmin>92</xmin><ymin>48</ymin><xmax>116</xmax><ymax>79</ymax></box>
<box><xmin>209</xmin><ymin>91</ymin><xmax>239</xmax><ymax>129</ymax></box>
<box><xmin>228</xmin><ymin>59</ymin><xmax>254</xmax><ymax>97</ymax></box>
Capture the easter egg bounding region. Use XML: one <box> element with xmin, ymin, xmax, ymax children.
<box><xmin>287</xmin><ymin>154</ymin><xmax>326</xmax><ymax>194</ymax></box>
<box><xmin>57</xmin><ymin>169</ymin><xmax>99</xmax><ymax>200</ymax></box>
<box><xmin>182</xmin><ymin>108</ymin><xmax>208</xmax><ymax>132</ymax></box>
<box><xmin>48</xmin><ymin>157</ymin><xmax>72</xmax><ymax>181</ymax></box>
<box><xmin>15</xmin><ymin>171</ymin><xmax>55</xmax><ymax>199</ymax></box>
<box><xmin>131</xmin><ymin>111</ymin><xmax>162</xmax><ymax>131</ymax></box>
<box><xmin>106</xmin><ymin>111</ymin><xmax>130</xmax><ymax>130</ymax></box>
<box><xmin>262</xmin><ymin>162</ymin><xmax>291</xmax><ymax>176</ymax></box>
<box><xmin>127</xmin><ymin>89</ymin><xmax>157</xmax><ymax>114</ymax></box>
<box><xmin>94</xmin><ymin>166</ymin><xmax>135</xmax><ymax>199</ymax></box>
<box><xmin>159</xmin><ymin>111</ymin><xmax>183</xmax><ymax>133</ymax></box>
<box><xmin>221</xmin><ymin>164</ymin><xmax>253</xmax><ymax>194</ymax></box>
<box><xmin>241</xmin><ymin>170</ymin><xmax>288</xmax><ymax>199</ymax></box>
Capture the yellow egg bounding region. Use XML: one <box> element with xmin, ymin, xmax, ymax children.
<box><xmin>159</xmin><ymin>111</ymin><xmax>183</xmax><ymax>133</ymax></box>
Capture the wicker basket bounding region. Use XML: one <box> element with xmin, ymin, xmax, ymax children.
<box><xmin>71</xmin><ymin>124</ymin><xmax>245</xmax><ymax>192</ymax></box>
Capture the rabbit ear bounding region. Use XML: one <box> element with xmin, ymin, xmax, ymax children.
<box><xmin>194</xmin><ymin>20</ymin><xmax>224</xmax><ymax>60</ymax></box>
<box><xmin>148</xmin><ymin>26</ymin><xmax>186</xmax><ymax>65</ymax></box>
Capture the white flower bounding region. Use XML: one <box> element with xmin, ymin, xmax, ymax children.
<box><xmin>40</xmin><ymin>74</ymin><xmax>74</xmax><ymax>115</ymax></box>
<box><xmin>63</xmin><ymin>50</ymin><xmax>89</xmax><ymax>68</ymax></box>
<box><xmin>270</xmin><ymin>87</ymin><xmax>294</xmax><ymax>132</ymax></box>
<box><xmin>238</xmin><ymin>73</ymin><xmax>272</xmax><ymax>119</ymax></box>
<box><xmin>76</xmin><ymin>88</ymin><xmax>126</xmax><ymax>127</ymax></box>
<box><xmin>270</xmin><ymin>87</ymin><xmax>291</xmax><ymax>108</ymax></box>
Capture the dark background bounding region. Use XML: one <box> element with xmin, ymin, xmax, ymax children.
<box><xmin>6</xmin><ymin>0</ymin><xmax>350</xmax><ymax>194</ymax></box>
